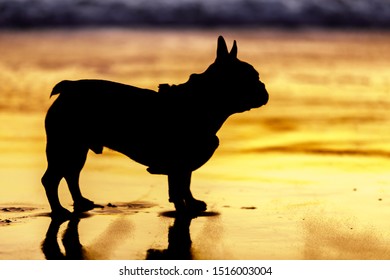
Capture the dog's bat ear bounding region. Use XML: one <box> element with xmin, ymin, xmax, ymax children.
<box><xmin>216</xmin><ymin>36</ymin><xmax>229</xmax><ymax>60</ymax></box>
<box><xmin>230</xmin><ymin>40</ymin><xmax>237</xmax><ymax>58</ymax></box>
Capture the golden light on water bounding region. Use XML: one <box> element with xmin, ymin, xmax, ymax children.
<box><xmin>1</xmin><ymin>29</ymin><xmax>390</xmax><ymax>259</ymax></box>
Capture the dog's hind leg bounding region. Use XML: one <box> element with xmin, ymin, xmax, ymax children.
<box><xmin>42</xmin><ymin>141</ymin><xmax>72</xmax><ymax>219</ymax></box>
<box><xmin>62</xmin><ymin>145</ymin><xmax>95</xmax><ymax>213</ymax></box>
<box><xmin>168</xmin><ymin>171</ymin><xmax>207</xmax><ymax>214</ymax></box>
<box><xmin>42</xmin><ymin>167</ymin><xmax>70</xmax><ymax>219</ymax></box>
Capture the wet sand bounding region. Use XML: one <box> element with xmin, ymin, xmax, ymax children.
<box><xmin>1</xmin><ymin>29</ymin><xmax>390</xmax><ymax>259</ymax></box>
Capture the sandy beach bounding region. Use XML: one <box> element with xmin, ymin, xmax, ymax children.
<box><xmin>1</xmin><ymin>29</ymin><xmax>390</xmax><ymax>259</ymax></box>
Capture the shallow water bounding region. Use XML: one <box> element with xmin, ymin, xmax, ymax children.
<box><xmin>1</xmin><ymin>29</ymin><xmax>390</xmax><ymax>259</ymax></box>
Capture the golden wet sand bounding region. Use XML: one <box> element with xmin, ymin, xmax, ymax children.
<box><xmin>1</xmin><ymin>29</ymin><xmax>390</xmax><ymax>259</ymax></box>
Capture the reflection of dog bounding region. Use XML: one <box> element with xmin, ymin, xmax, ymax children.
<box><xmin>147</xmin><ymin>215</ymin><xmax>193</xmax><ymax>260</ymax></box>
<box><xmin>147</xmin><ymin>211</ymin><xmax>219</xmax><ymax>260</ymax></box>
<box><xmin>42</xmin><ymin>36</ymin><xmax>269</xmax><ymax>218</ymax></box>
<box><xmin>42</xmin><ymin>218</ymin><xmax>85</xmax><ymax>260</ymax></box>
<box><xmin>41</xmin><ymin>214</ymin><xmax>192</xmax><ymax>260</ymax></box>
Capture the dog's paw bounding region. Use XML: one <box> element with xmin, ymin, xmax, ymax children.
<box><xmin>172</xmin><ymin>199</ymin><xmax>207</xmax><ymax>216</ymax></box>
<box><xmin>73</xmin><ymin>198</ymin><xmax>99</xmax><ymax>213</ymax></box>
<box><xmin>50</xmin><ymin>207</ymin><xmax>72</xmax><ymax>221</ymax></box>
<box><xmin>172</xmin><ymin>199</ymin><xmax>187</xmax><ymax>213</ymax></box>
<box><xmin>187</xmin><ymin>199</ymin><xmax>207</xmax><ymax>213</ymax></box>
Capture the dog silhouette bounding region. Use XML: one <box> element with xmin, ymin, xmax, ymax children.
<box><xmin>42</xmin><ymin>36</ymin><xmax>269</xmax><ymax>218</ymax></box>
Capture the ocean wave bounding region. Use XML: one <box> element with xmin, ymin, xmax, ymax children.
<box><xmin>0</xmin><ymin>0</ymin><xmax>389</xmax><ymax>29</ymax></box>
<box><xmin>248</xmin><ymin>144</ymin><xmax>390</xmax><ymax>159</ymax></box>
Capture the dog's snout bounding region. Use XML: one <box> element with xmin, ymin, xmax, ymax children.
<box><xmin>262</xmin><ymin>84</ymin><xmax>269</xmax><ymax>105</ymax></box>
<box><xmin>257</xmin><ymin>81</ymin><xmax>269</xmax><ymax>106</ymax></box>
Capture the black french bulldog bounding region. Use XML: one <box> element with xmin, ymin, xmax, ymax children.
<box><xmin>42</xmin><ymin>36</ymin><xmax>269</xmax><ymax>218</ymax></box>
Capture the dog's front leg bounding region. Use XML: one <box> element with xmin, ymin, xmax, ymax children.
<box><xmin>168</xmin><ymin>171</ymin><xmax>207</xmax><ymax>214</ymax></box>
<box><xmin>168</xmin><ymin>171</ymin><xmax>189</xmax><ymax>212</ymax></box>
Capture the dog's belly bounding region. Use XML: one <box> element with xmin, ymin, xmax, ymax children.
<box><xmin>103</xmin><ymin>133</ymin><xmax>219</xmax><ymax>174</ymax></box>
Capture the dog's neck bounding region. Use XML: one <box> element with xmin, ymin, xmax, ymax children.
<box><xmin>158</xmin><ymin>78</ymin><xmax>231</xmax><ymax>134</ymax></box>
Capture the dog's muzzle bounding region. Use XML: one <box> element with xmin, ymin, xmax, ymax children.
<box><xmin>254</xmin><ymin>82</ymin><xmax>269</xmax><ymax>107</ymax></box>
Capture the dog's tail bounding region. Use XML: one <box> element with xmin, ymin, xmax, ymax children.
<box><xmin>50</xmin><ymin>80</ymin><xmax>70</xmax><ymax>97</ymax></box>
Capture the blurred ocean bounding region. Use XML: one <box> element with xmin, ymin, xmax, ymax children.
<box><xmin>0</xmin><ymin>0</ymin><xmax>390</xmax><ymax>29</ymax></box>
